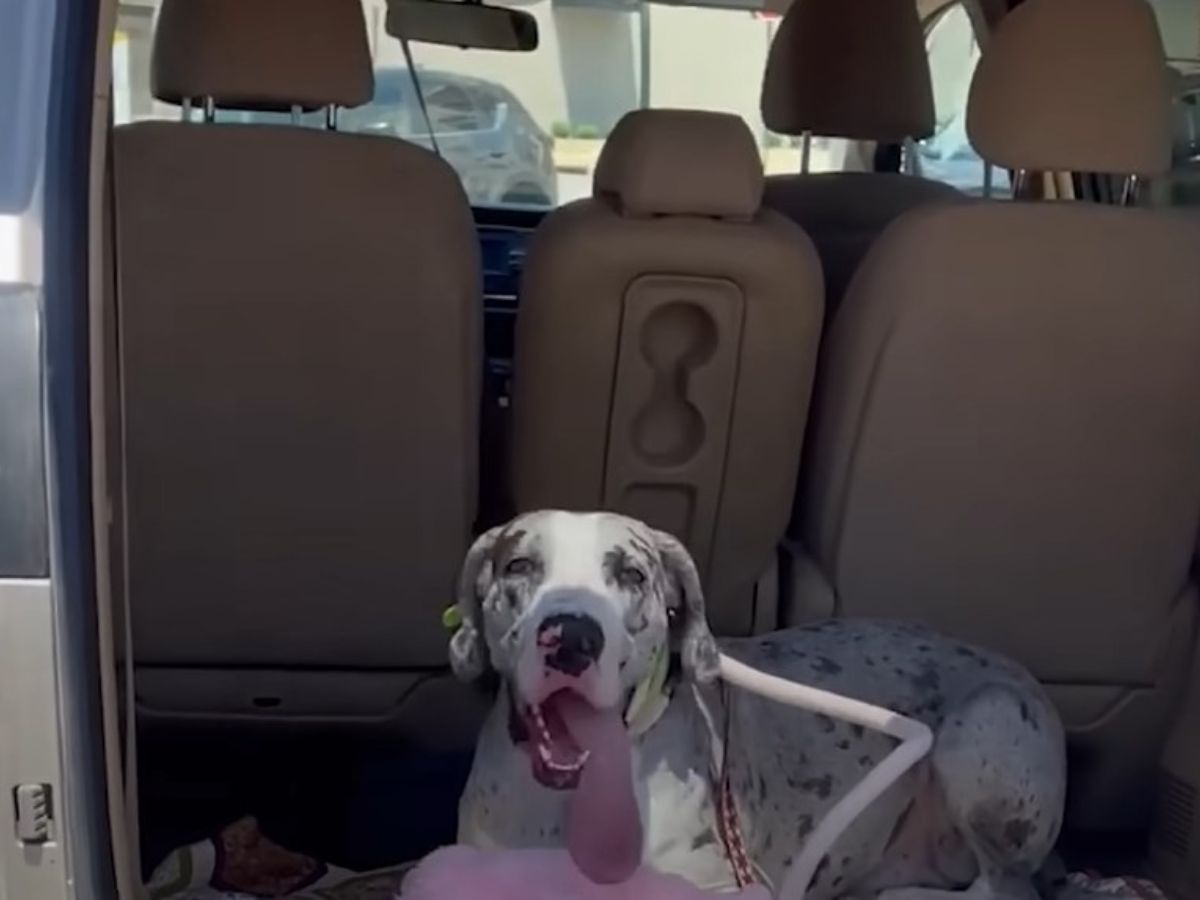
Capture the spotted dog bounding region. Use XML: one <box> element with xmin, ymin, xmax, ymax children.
<box><xmin>451</xmin><ymin>511</ymin><xmax>1066</xmax><ymax>900</ymax></box>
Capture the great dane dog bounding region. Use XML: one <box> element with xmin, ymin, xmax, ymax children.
<box><xmin>451</xmin><ymin>511</ymin><xmax>1066</xmax><ymax>900</ymax></box>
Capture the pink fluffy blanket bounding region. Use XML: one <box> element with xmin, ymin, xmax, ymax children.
<box><xmin>402</xmin><ymin>694</ymin><xmax>769</xmax><ymax>900</ymax></box>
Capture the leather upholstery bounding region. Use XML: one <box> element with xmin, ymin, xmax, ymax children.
<box><xmin>761</xmin><ymin>0</ymin><xmax>935</xmax><ymax>141</ymax></box>
<box><xmin>968</xmin><ymin>0</ymin><xmax>1171</xmax><ymax>176</ymax></box>
<box><xmin>152</xmin><ymin>0</ymin><xmax>374</xmax><ymax>111</ymax></box>
<box><xmin>760</xmin><ymin>0</ymin><xmax>958</xmax><ymax>322</ymax></box>
<box><xmin>113</xmin><ymin>0</ymin><xmax>483</xmax><ymax>735</ymax></box>
<box><xmin>511</xmin><ymin>110</ymin><xmax>824</xmax><ymax>635</ymax></box>
<box><xmin>594</xmin><ymin>110</ymin><xmax>764</xmax><ymax>219</ymax></box>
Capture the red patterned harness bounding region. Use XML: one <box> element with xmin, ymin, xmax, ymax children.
<box><xmin>712</xmin><ymin>684</ymin><xmax>758</xmax><ymax>889</ymax></box>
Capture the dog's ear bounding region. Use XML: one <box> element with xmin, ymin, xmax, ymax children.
<box><xmin>449</xmin><ymin>525</ymin><xmax>505</xmax><ymax>682</ymax></box>
<box><xmin>652</xmin><ymin>529</ymin><xmax>719</xmax><ymax>684</ymax></box>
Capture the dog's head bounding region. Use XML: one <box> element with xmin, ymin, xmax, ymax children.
<box><xmin>449</xmin><ymin>510</ymin><xmax>719</xmax><ymax>789</ymax></box>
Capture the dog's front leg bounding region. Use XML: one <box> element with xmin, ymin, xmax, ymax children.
<box><xmin>457</xmin><ymin>702</ymin><xmax>517</xmax><ymax>848</ymax></box>
<box><xmin>458</xmin><ymin>700</ymin><xmax>571</xmax><ymax>850</ymax></box>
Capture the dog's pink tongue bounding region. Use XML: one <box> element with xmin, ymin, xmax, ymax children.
<box><xmin>557</xmin><ymin>694</ymin><xmax>641</xmax><ymax>885</ymax></box>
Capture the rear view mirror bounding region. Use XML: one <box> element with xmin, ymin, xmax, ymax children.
<box><xmin>386</xmin><ymin>0</ymin><xmax>539</xmax><ymax>52</ymax></box>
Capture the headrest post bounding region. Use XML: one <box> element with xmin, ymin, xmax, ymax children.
<box><xmin>180</xmin><ymin>97</ymin><xmax>193</xmax><ymax>122</ymax></box>
<box><xmin>1120</xmin><ymin>175</ymin><xmax>1140</xmax><ymax>207</ymax></box>
<box><xmin>325</xmin><ymin>106</ymin><xmax>339</xmax><ymax>131</ymax></box>
<box><xmin>1012</xmin><ymin>169</ymin><xmax>1029</xmax><ymax>198</ymax></box>
<box><xmin>799</xmin><ymin>131</ymin><xmax>812</xmax><ymax>174</ymax></box>
<box><xmin>982</xmin><ymin>162</ymin><xmax>994</xmax><ymax>199</ymax></box>
<box><xmin>901</xmin><ymin>137</ymin><xmax>922</xmax><ymax>177</ymax></box>
<box><xmin>203</xmin><ymin>97</ymin><xmax>215</xmax><ymax>124</ymax></box>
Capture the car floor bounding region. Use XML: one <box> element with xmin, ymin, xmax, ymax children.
<box><xmin>137</xmin><ymin>726</ymin><xmax>474</xmax><ymax>879</ymax></box>
<box><xmin>138</xmin><ymin>728</ymin><xmax>1154</xmax><ymax>891</ymax></box>
<box><xmin>1058</xmin><ymin>830</ymin><xmax>1152</xmax><ymax>879</ymax></box>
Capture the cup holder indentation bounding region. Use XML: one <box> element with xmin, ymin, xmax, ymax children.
<box><xmin>631</xmin><ymin>301</ymin><xmax>718</xmax><ymax>467</ymax></box>
<box><xmin>639</xmin><ymin>301</ymin><xmax>718</xmax><ymax>370</ymax></box>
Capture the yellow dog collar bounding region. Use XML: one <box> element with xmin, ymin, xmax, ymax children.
<box><xmin>625</xmin><ymin>641</ymin><xmax>671</xmax><ymax>738</ymax></box>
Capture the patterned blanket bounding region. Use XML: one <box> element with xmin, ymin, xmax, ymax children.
<box><xmin>145</xmin><ymin>818</ymin><xmax>413</xmax><ymax>900</ymax></box>
<box><xmin>1061</xmin><ymin>872</ymin><xmax>1167</xmax><ymax>900</ymax></box>
<box><xmin>146</xmin><ymin>818</ymin><xmax>1168</xmax><ymax>900</ymax></box>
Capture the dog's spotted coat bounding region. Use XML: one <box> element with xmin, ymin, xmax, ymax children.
<box><xmin>452</xmin><ymin>511</ymin><xmax>1066</xmax><ymax>900</ymax></box>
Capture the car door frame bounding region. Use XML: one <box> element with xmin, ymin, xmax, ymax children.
<box><xmin>1</xmin><ymin>0</ymin><xmax>123</xmax><ymax>896</ymax></box>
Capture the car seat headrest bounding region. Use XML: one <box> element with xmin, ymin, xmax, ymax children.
<box><xmin>593</xmin><ymin>109</ymin><xmax>764</xmax><ymax>220</ymax></box>
<box><xmin>760</xmin><ymin>0</ymin><xmax>935</xmax><ymax>142</ymax></box>
<box><xmin>967</xmin><ymin>0</ymin><xmax>1171</xmax><ymax>177</ymax></box>
<box><xmin>151</xmin><ymin>0</ymin><xmax>374</xmax><ymax>112</ymax></box>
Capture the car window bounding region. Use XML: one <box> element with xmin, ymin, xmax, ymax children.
<box><xmin>1139</xmin><ymin>0</ymin><xmax>1200</xmax><ymax>208</ymax></box>
<box><xmin>1</xmin><ymin>0</ymin><xmax>53</xmax><ymax>215</ymax></box>
<box><xmin>107</xmin><ymin>0</ymin><xmax>1200</xmax><ymax>212</ymax></box>
<box><xmin>919</xmin><ymin>2</ymin><xmax>1011</xmax><ymax>198</ymax></box>
<box><xmin>110</xmin><ymin>0</ymin><xmax>863</xmax><ymax>210</ymax></box>
<box><xmin>1151</xmin><ymin>60</ymin><xmax>1200</xmax><ymax>208</ymax></box>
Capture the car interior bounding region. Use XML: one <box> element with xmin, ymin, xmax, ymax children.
<box><xmin>86</xmin><ymin>0</ymin><xmax>1200</xmax><ymax>894</ymax></box>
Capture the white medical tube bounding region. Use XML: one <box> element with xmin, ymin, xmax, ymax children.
<box><xmin>717</xmin><ymin>654</ymin><xmax>935</xmax><ymax>900</ymax></box>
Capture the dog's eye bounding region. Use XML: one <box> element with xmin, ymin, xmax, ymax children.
<box><xmin>618</xmin><ymin>566</ymin><xmax>646</xmax><ymax>589</ymax></box>
<box><xmin>504</xmin><ymin>557</ymin><xmax>535</xmax><ymax>577</ymax></box>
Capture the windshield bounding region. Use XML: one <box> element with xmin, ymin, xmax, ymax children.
<box><xmin>397</xmin><ymin>1</ymin><xmax>860</xmax><ymax>209</ymax></box>
<box><xmin>112</xmin><ymin>0</ymin><xmax>998</xmax><ymax>210</ymax></box>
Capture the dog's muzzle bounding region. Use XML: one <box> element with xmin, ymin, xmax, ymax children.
<box><xmin>510</xmin><ymin>590</ymin><xmax>627</xmax><ymax>790</ymax></box>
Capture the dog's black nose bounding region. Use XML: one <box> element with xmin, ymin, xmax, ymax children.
<box><xmin>538</xmin><ymin>613</ymin><xmax>605</xmax><ymax>676</ymax></box>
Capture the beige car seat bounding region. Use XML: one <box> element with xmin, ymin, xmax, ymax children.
<box><xmin>761</xmin><ymin>0</ymin><xmax>963</xmax><ymax>321</ymax></box>
<box><xmin>111</xmin><ymin>0</ymin><xmax>483</xmax><ymax>732</ymax></box>
<box><xmin>510</xmin><ymin>110</ymin><xmax>824</xmax><ymax>635</ymax></box>
<box><xmin>790</xmin><ymin>0</ymin><xmax>1200</xmax><ymax>830</ymax></box>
